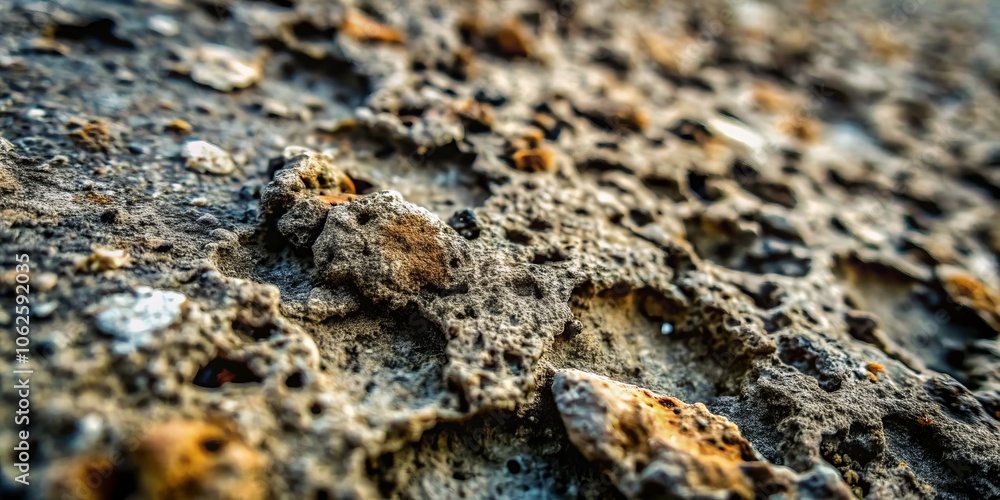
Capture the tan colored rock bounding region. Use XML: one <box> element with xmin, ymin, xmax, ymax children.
<box><xmin>552</xmin><ymin>369</ymin><xmax>812</xmax><ymax>499</ymax></box>
<box><xmin>342</xmin><ymin>9</ymin><xmax>405</xmax><ymax>44</ymax></box>
<box><xmin>174</xmin><ymin>44</ymin><xmax>264</xmax><ymax>92</ymax></box>
<box><xmin>641</xmin><ymin>33</ymin><xmax>705</xmax><ymax>77</ymax></box>
<box><xmin>183</xmin><ymin>140</ymin><xmax>235</xmax><ymax>175</ymax></box>
<box><xmin>165</xmin><ymin>118</ymin><xmax>193</xmax><ymax>134</ymax></box>
<box><xmin>77</xmin><ymin>247</ymin><xmax>132</xmax><ymax>272</ymax></box>
<box><xmin>512</xmin><ymin>147</ymin><xmax>555</xmax><ymax>172</ymax></box>
<box><xmin>132</xmin><ymin>420</ymin><xmax>266</xmax><ymax>500</ymax></box>
<box><xmin>491</xmin><ymin>18</ymin><xmax>534</xmax><ymax>58</ymax></box>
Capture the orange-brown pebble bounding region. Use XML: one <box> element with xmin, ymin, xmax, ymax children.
<box><xmin>777</xmin><ymin>114</ymin><xmax>821</xmax><ymax>143</ymax></box>
<box><xmin>610</xmin><ymin>104</ymin><xmax>649</xmax><ymax>132</ymax></box>
<box><xmin>917</xmin><ymin>416</ymin><xmax>933</xmax><ymax>427</ymax></box>
<box><xmin>165</xmin><ymin>118</ymin><xmax>193</xmax><ymax>134</ymax></box>
<box><xmin>505</xmin><ymin>129</ymin><xmax>546</xmax><ymax>160</ymax></box>
<box><xmin>752</xmin><ymin>82</ymin><xmax>789</xmax><ymax>113</ymax></box>
<box><xmin>866</xmin><ymin>371</ymin><xmax>879</xmax><ymax>383</ymax></box>
<box><xmin>531</xmin><ymin>113</ymin><xmax>558</xmax><ymax>134</ymax></box>
<box><xmin>866</xmin><ymin>362</ymin><xmax>885</xmax><ymax>374</ymax></box>
<box><xmin>454</xmin><ymin>99</ymin><xmax>495</xmax><ymax>131</ymax></box>
<box><xmin>342</xmin><ymin>9</ymin><xmax>405</xmax><ymax>44</ymax></box>
<box><xmin>512</xmin><ymin>147</ymin><xmax>555</xmax><ymax>172</ymax></box>
<box><xmin>452</xmin><ymin>46</ymin><xmax>476</xmax><ymax>78</ymax></box>
<box><xmin>492</xmin><ymin>19</ymin><xmax>534</xmax><ymax>58</ymax></box>
<box><xmin>579</xmin><ymin>103</ymin><xmax>649</xmax><ymax>133</ymax></box>
<box><xmin>522</xmin><ymin>128</ymin><xmax>544</xmax><ymax>149</ymax></box>
<box><xmin>132</xmin><ymin>420</ymin><xmax>266</xmax><ymax>500</ymax></box>
<box><xmin>640</xmin><ymin>33</ymin><xmax>699</xmax><ymax>76</ymax></box>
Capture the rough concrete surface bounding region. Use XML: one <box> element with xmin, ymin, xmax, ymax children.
<box><xmin>1</xmin><ymin>0</ymin><xmax>1000</xmax><ymax>498</ymax></box>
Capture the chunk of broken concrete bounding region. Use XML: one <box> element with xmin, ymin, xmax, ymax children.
<box><xmin>260</xmin><ymin>150</ymin><xmax>357</xmax><ymax>249</ymax></box>
<box><xmin>312</xmin><ymin>191</ymin><xmax>470</xmax><ymax>305</ymax></box>
<box><xmin>551</xmin><ymin>369</ymin><xmax>851</xmax><ymax>499</ymax></box>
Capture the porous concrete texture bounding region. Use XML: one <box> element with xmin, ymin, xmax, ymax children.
<box><xmin>1</xmin><ymin>0</ymin><xmax>1000</xmax><ymax>498</ymax></box>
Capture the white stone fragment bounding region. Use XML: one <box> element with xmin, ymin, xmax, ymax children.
<box><xmin>148</xmin><ymin>15</ymin><xmax>180</xmax><ymax>37</ymax></box>
<box><xmin>733</xmin><ymin>1</ymin><xmax>779</xmax><ymax>35</ymax></box>
<box><xmin>179</xmin><ymin>44</ymin><xmax>263</xmax><ymax>92</ymax></box>
<box><xmin>706</xmin><ymin>115</ymin><xmax>769</xmax><ymax>165</ymax></box>
<box><xmin>95</xmin><ymin>288</ymin><xmax>186</xmax><ymax>354</ymax></box>
<box><xmin>183</xmin><ymin>140</ymin><xmax>235</xmax><ymax>175</ymax></box>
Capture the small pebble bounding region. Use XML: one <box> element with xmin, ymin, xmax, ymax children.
<box><xmin>114</xmin><ymin>67</ymin><xmax>136</xmax><ymax>83</ymax></box>
<box><xmin>32</xmin><ymin>302</ymin><xmax>59</xmax><ymax>318</ymax></box>
<box><xmin>165</xmin><ymin>118</ymin><xmax>193</xmax><ymax>134</ymax></box>
<box><xmin>48</xmin><ymin>155</ymin><xmax>70</xmax><ymax>168</ymax></box>
<box><xmin>35</xmin><ymin>272</ymin><xmax>58</xmax><ymax>292</ymax></box>
<box><xmin>182</xmin><ymin>140</ymin><xmax>235</xmax><ymax>175</ymax></box>
<box><xmin>148</xmin><ymin>15</ymin><xmax>180</xmax><ymax>37</ymax></box>
<box><xmin>177</xmin><ymin>44</ymin><xmax>264</xmax><ymax>92</ymax></box>
<box><xmin>196</xmin><ymin>213</ymin><xmax>219</xmax><ymax>226</ymax></box>
<box><xmin>661</xmin><ymin>323</ymin><xmax>674</xmax><ymax>335</ymax></box>
<box><xmin>341</xmin><ymin>9</ymin><xmax>406</xmax><ymax>44</ymax></box>
<box><xmin>706</xmin><ymin>115</ymin><xmax>768</xmax><ymax>163</ymax></box>
<box><xmin>448</xmin><ymin>209</ymin><xmax>482</xmax><ymax>240</ymax></box>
